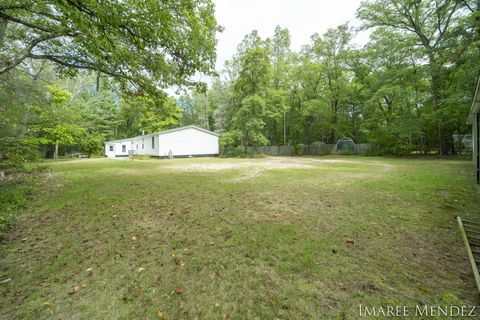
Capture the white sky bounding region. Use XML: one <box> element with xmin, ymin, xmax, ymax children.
<box><xmin>213</xmin><ymin>0</ymin><xmax>370</xmax><ymax>71</ymax></box>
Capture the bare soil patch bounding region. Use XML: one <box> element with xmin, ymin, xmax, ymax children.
<box><xmin>166</xmin><ymin>157</ymin><xmax>362</xmax><ymax>181</ymax></box>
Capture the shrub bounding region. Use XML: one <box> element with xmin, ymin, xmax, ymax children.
<box><xmin>292</xmin><ymin>144</ymin><xmax>303</xmax><ymax>156</ymax></box>
<box><xmin>220</xmin><ymin>131</ymin><xmax>243</xmax><ymax>157</ymax></box>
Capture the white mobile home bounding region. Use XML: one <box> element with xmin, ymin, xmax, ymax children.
<box><xmin>104</xmin><ymin>126</ymin><xmax>219</xmax><ymax>158</ymax></box>
<box><xmin>469</xmin><ymin>77</ymin><xmax>480</xmax><ymax>185</ymax></box>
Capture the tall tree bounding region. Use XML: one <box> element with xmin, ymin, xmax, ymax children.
<box><xmin>307</xmin><ymin>24</ymin><xmax>352</xmax><ymax>143</ymax></box>
<box><xmin>0</xmin><ymin>0</ymin><xmax>219</xmax><ymax>97</ymax></box>
<box><xmin>233</xmin><ymin>46</ymin><xmax>272</xmax><ymax>155</ymax></box>
<box><xmin>357</xmin><ymin>0</ymin><xmax>467</xmax><ymax>153</ymax></box>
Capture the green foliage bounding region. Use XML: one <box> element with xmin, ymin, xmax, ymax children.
<box><xmin>0</xmin><ymin>165</ymin><xmax>47</xmax><ymax>235</ymax></box>
<box><xmin>30</xmin><ymin>85</ymin><xmax>85</xmax><ymax>151</ymax></box>
<box><xmin>219</xmin><ymin>131</ymin><xmax>243</xmax><ymax>157</ymax></box>
<box><xmin>78</xmin><ymin>133</ymin><xmax>104</xmax><ymax>157</ymax></box>
<box><xmin>126</xmin><ymin>95</ymin><xmax>182</xmax><ymax>134</ymax></box>
<box><xmin>0</xmin><ymin>0</ymin><xmax>219</xmax><ymax>97</ymax></box>
<box><xmin>233</xmin><ymin>95</ymin><xmax>269</xmax><ymax>156</ymax></box>
<box><xmin>292</xmin><ymin>144</ymin><xmax>303</xmax><ymax>156</ymax></box>
<box><xmin>1</xmin><ymin>1</ymin><xmax>478</xmax><ymax>166</ymax></box>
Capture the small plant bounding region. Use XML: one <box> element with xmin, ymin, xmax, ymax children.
<box><xmin>292</xmin><ymin>144</ymin><xmax>303</xmax><ymax>156</ymax></box>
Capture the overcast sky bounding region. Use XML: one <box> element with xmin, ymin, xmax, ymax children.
<box><xmin>213</xmin><ymin>0</ymin><xmax>369</xmax><ymax>71</ymax></box>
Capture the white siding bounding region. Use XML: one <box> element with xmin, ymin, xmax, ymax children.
<box><xmin>158</xmin><ymin>128</ymin><xmax>218</xmax><ymax>157</ymax></box>
<box><xmin>105</xmin><ymin>143</ymin><xmax>115</xmax><ymax>157</ymax></box>
<box><xmin>130</xmin><ymin>135</ymin><xmax>158</xmax><ymax>156</ymax></box>
<box><xmin>104</xmin><ymin>126</ymin><xmax>219</xmax><ymax>158</ymax></box>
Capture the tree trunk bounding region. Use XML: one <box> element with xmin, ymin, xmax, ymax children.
<box><xmin>0</xmin><ymin>18</ymin><xmax>8</xmax><ymax>47</ymax></box>
<box><xmin>428</xmin><ymin>57</ymin><xmax>445</xmax><ymax>154</ymax></box>
<box><xmin>244</xmin><ymin>132</ymin><xmax>249</xmax><ymax>157</ymax></box>
<box><xmin>96</xmin><ymin>72</ymin><xmax>101</xmax><ymax>92</ymax></box>
<box><xmin>330</xmin><ymin>99</ymin><xmax>338</xmax><ymax>144</ymax></box>
<box><xmin>54</xmin><ymin>143</ymin><xmax>59</xmax><ymax>160</ymax></box>
<box><xmin>273</xmin><ymin>119</ymin><xmax>277</xmax><ymax>145</ymax></box>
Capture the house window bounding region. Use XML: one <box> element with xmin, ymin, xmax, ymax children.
<box><xmin>122</xmin><ymin>145</ymin><xmax>126</xmax><ymax>152</ymax></box>
<box><xmin>142</xmin><ymin>138</ymin><xmax>144</xmax><ymax>149</ymax></box>
<box><xmin>136</xmin><ymin>144</ymin><xmax>138</xmax><ymax>150</ymax></box>
<box><xmin>152</xmin><ymin>136</ymin><xmax>155</xmax><ymax>148</ymax></box>
<box><xmin>109</xmin><ymin>146</ymin><xmax>113</xmax><ymax>151</ymax></box>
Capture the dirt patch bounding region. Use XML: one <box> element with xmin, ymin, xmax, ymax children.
<box><xmin>167</xmin><ymin>157</ymin><xmax>315</xmax><ymax>181</ymax></box>
<box><xmin>166</xmin><ymin>157</ymin><xmax>394</xmax><ymax>181</ymax></box>
<box><xmin>167</xmin><ymin>158</ymin><xmax>313</xmax><ymax>171</ymax></box>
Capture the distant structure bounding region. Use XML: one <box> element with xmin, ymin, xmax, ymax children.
<box><xmin>335</xmin><ymin>137</ymin><xmax>355</xmax><ymax>154</ymax></box>
<box><xmin>104</xmin><ymin>125</ymin><xmax>219</xmax><ymax>158</ymax></box>
<box><xmin>469</xmin><ymin>77</ymin><xmax>479</xmax><ymax>184</ymax></box>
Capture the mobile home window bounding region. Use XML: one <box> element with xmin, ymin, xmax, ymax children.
<box><xmin>152</xmin><ymin>136</ymin><xmax>155</xmax><ymax>148</ymax></box>
<box><xmin>122</xmin><ymin>145</ymin><xmax>126</xmax><ymax>152</ymax></box>
<box><xmin>136</xmin><ymin>144</ymin><xmax>138</xmax><ymax>150</ymax></box>
<box><xmin>109</xmin><ymin>146</ymin><xmax>113</xmax><ymax>151</ymax></box>
<box><xmin>142</xmin><ymin>138</ymin><xmax>144</xmax><ymax>149</ymax></box>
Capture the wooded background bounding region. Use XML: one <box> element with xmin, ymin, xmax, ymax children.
<box><xmin>1</xmin><ymin>0</ymin><xmax>479</xmax><ymax>169</ymax></box>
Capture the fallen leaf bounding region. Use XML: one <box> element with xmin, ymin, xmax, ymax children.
<box><xmin>157</xmin><ymin>308</ymin><xmax>164</xmax><ymax>319</ymax></box>
<box><xmin>131</xmin><ymin>236</ymin><xmax>138</xmax><ymax>241</ymax></box>
<box><xmin>223</xmin><ymin>314</ymin><xmax>230</xmax><ymax>320</ymax></box>
<box><xmin>134</xmin><ymin>289</ymin><xmax>142</xmax><ymax>297</ymax></box>
<box><xmin>175</xmin><ymin>286</ymin><xmax>184</xmax><ymax>294</ymax></box>
<box><xmin>269</xmin><ymin>297</ymin><xmax>277</xmax><ymax>306</ymax></box>
<box><xmin>69</xmin><ymin>285</ymin><xmax>80</xmax><ymax>294</ymax></box>
<box><xmin>86</xmin><ymin>267</ymin><xmax>93</xmax><ymax>273</ymax></box>
<box><xmin>345</xmin><ymin>239</ymin><xmax>355</xmax><ymax>245</ymax></box>
<box><xmin>377</xmin><ymin>232</ymin><xmax>383</xmax><ymax>236</ymax></box>
<box><xmin>416</xmin><ymin>285</ymin><xmax>428</xmax><ymax>293</ymax></box>
<box><xmin>137</xmin><ymin>267</ymin><xmax>145</xmax><ymax>273</ymax></box>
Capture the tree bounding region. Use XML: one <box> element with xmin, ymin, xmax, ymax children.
<box><xmin>357</xmin><ymin>0</ymin><xmax>467</xmax><ymax>153</ymax></box>
<box><xmin>119</xmin><ymin>94</ymin><xmax>182</xmax><ymax>136</ymax></box>
<box><xmin>78</xmin><ymin>133</ymin><xmax>104</xmax><ymax>157</ymax></box>
<box><xmin>234</xmin><ymin>46</ymin><xmax>272</xmax><ymax>98</ymax></box>
<box><xmin>0</xmin><ymin>61</ymin><xmax>51</xmax><ymax>169</ymax></box>
<box><xmin>306</xmin><ymin>24</ymin><xmax>353</xmax><ymax>143</ymax></box>
<box><xmin>0</xmin><ymin>0</ymin><xmax>219</xmax><ymax>97</ymax></box>
<box><xmin>232</xmin><ymin>46</ymin><xmax>272</xmax><ymax>156</ymax></box>
<box><xmin>32</xmin><ymin>85</ymin><xmax>84</xmax><ymax>159</ymax></box>
<box><xmin>233</xmin><ymin>95</ymin><xmax>268</xmax><ymax>156</ymax></box>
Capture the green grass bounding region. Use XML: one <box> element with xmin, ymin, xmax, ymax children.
<box><xmin>1</xmin><ymin>156</ymin><xmax>479</xmax><ymax>319</ymax></box>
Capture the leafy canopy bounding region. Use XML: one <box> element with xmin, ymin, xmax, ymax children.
<box><xmin>0</xmin><ymin>0</ymin><xmax>220</xmax><ymax>96</ymax></box>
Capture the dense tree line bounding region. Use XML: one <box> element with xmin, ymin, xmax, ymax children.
<box><xmin>181</xmin><ymin>0</ymin><xmax>480</xmax><ymax>156</ymax></box>
<box><xmin>1</xmin><ymin>0</ymin><xmax>479</xmax><ymax>170</ymax></box>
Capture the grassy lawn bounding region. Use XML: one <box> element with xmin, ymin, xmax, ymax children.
<box><xmin>1</xmin><ymin>156</ymin><xmax>479</xmax><ymax>319</ymax></box>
